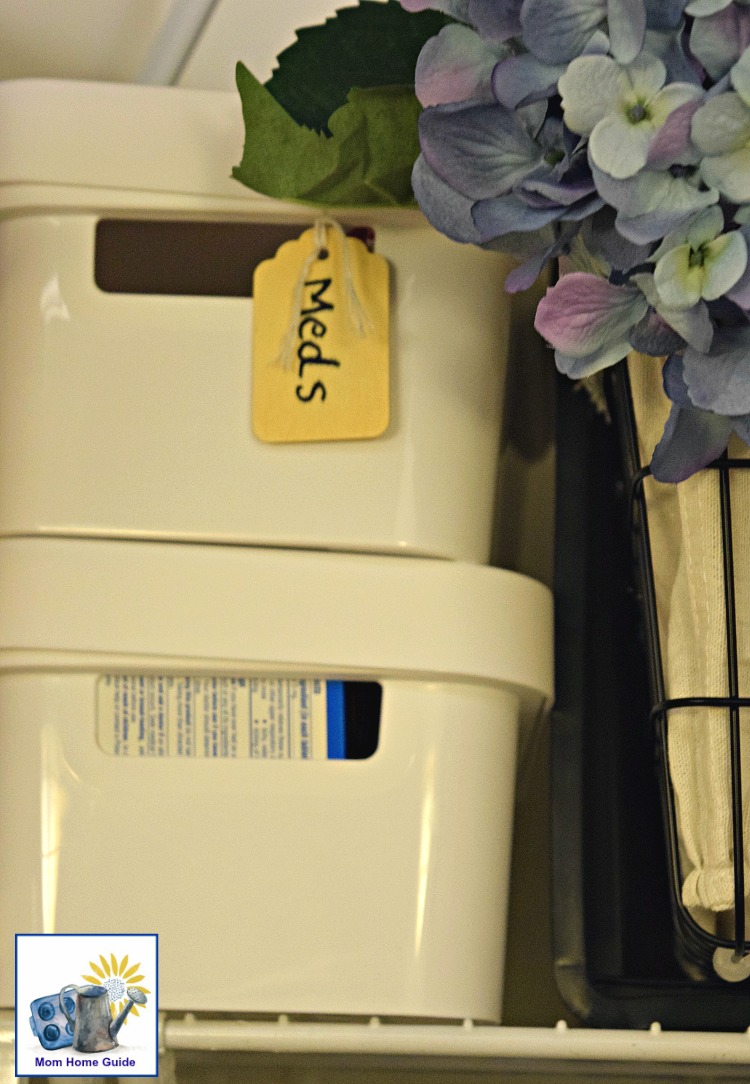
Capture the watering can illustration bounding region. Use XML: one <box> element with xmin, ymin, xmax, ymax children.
<box><xmin>59</xmin><ymin>984</ymin><xmax>147</xmax><ymax>1052</ymax></box>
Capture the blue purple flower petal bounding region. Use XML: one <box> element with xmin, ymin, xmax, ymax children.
<box><xmin>492</xmin><ymin>53</ymin><xmax>567</xmax><ymax>109</ymax></box>
<box><xmin>689</xmin><ymin>4</ymin><xmax>750</xmax><ymax>80</ymax></box>
<box><xmin>410</xmin><ymin>153</ymin><xmax>482</xmax><ymax>242</ymax></box>
<box><xmin>535</xmin><ymin>271</ymin><xmax>649</xmax><ymax>372</ymax></box>
<box><xmin>418</xmin><ymin>101</ymin><xmax>544</xmax><ymax>198</ymax></box>
<box><xmin>680</xmin><ymin>324</ymin><xmax>750</xmax><ymax>413</ymax></box>
<box><xmin>415</xmin><ymin>24</ymin><xmax>509</xmax><ymax>105</ymax></box>
<box><xmin>400</xmin><ymin>0</ymin><xmax>471</xmax><ymax>18</ymax></box>
<box><xmin>469</xmin><ymin>0</ymin><xmax>524</xmax><ymax>41</ymax></box>
<box><xmin>650</xmin><ymin>399</ymin><xmax>732</xmax><ymax>481</ymax></box>
<box><xmin>645</xmin><ymin>0</ymin><xmax>690</xmax><ymax>31</ymax></box>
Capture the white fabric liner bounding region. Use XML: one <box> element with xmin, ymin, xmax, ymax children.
<box><xmin>628</xmin><ymin>353</ymin><xmax>750</xmax><ymax>934</ymax></box>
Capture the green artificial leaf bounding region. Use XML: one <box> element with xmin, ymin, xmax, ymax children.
<box><xmin>233</xmin><ymin>63</ymin><xmax>421</xmax><ymax>206</ymax></box>
<box><xmin>265</xmin><ymin>0</ymin><xmax>450</xmax><ymax>133</ymax></box>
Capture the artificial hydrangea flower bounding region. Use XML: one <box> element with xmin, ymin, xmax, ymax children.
<box><xmin>521</xmin><ymin>0</ymin><xmax>646</xmax><ymax>64</ymax></box>
<box><xmin>644</xmin><ymin>22</ymin><xmax>703</xmax><ymax>84</ymax></box>
<box><xmin>688</xmin><ymin>0</ymin><xmax>750</xmax><ymax>79</ymax></box>
<box><xmin>687</xmin><ymin>0</ymin><xmax>742</xmax><ymax>12</ymax></box>
<box><xmin>651</xmin><ymin>205</ymin><xmax>748</xmax><ymax>308</ymax></box>
<box><xmin>559</xmin><ymin>52</ymin><xmax>703</xmax><ymax>178</ymax></box>
<box><xmin>534</xmin><ymin>272</ymin><xmax>649</xmax><ymax>375</ymax></box>
<box><xmin>407</xmin><ymin>0</ymin><xmax>567</xmax><ymax>108</ymax></box>
<box><xmin>723</xmin><ymin>223</ymin><xmax>750</xmax><ymax>308</ymax></box>
<box><xmin>414</xmin><ymin>95</ymin><xmax>604</xmax><ymax>288</ymax></box>
<box><xmin>399</xmin><ymin>0</ymin><xmax>750</xmax><ymax>480</ymax></box>
<box><xmin>414</xmin><ymin>23</ymin><xmax>510</xmax><ymax>105</ymax></box>
<box><xmin>591</xmin><ymin>159</ymin><xmax>718</xmax><ymax>241</ymax></box>
<box><xmin>495</xmin><ymin>29</ymin><xmax>611</xmax><ymax>114</ymax></box>
<box><xmin>471</xmin><ymin>117</ymin><xmax>603</xmax><ymax>239</ymax></box>
<box><xmin>410</xmin><ymin>153</ymin><xmax>486</xmax><ymax>242</ymax></box>
<box><xmin>692</xmin><ymin>48</ymin><xmax>750</xmax><ymax>199</ymax></box>
<box><xmin>491</xmin><ymin>52</ymin><xmax>568</xmax><ymax>109</ymax></box>
<box><xmin>678</xmin><ymin>322</ymin><xmax>750</xmax><ymax>413</ymax></box>
<box><xmin>650</xmin><ymin>353</ymin><xmax>750</xmax><ymax>481</ymax></box>
<box><xmin>633</xmin><ymin>270</ymin><xmax>714</xmax><ymax>350</ymax></box>
<box><xmin>400</xmin><ymin>0</ymin><xmax>471</xmax><ymax>18</ymax></box>
<box><xmin>401</xmin><ymin>0</ymin><xmax>523</xmax><ymax>40</ymax></box>
<box><xmin>417</xmin><ymin>100</ymin><xmax>548</xmax><ymax>205</ymax></box>
<box><xmin>645</xmin><ymin>0</ymin><xmax>691</xmax><ymax>29</ymax></box>
<box><xmin>467</xmin><ymin>0</ymin><xmax>524</xmax><ymax>40</ymax></box>
<box><xmin>587</xmin><ymin>95</ymin><xmax>717</xmax><ymax>242</ymax></box>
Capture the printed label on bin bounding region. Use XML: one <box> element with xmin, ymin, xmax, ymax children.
<box><xmin>97</xmin><ymin>676</ymin><xmax>346</xmax><ymax>759</ymax></box>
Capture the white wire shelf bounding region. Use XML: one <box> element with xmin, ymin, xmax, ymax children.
<box><xmin>6</xmin><ymin>1011</ymin><xmax>750</xmax><ymax>1080</ymax></box>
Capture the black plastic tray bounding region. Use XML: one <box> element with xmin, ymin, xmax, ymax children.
<box><xmin>551</xmin><ymin>372</ymin><xmax>750</xmax><ymax>1029</ymax></box>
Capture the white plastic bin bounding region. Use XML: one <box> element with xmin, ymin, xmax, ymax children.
<box><xmin>0</xmin><ymin>536</ymin><xmax>553</xmax><ymax>1022</ymax></box>
<box><xmin>0</xmin><ymin>79</ymin><xmax>513</xmax><ymax>562</ymax></box>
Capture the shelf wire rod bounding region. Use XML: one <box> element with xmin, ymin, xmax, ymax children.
<box><xmin>718</xmin><ymin>457</ymin><xmax>747</xmax><ymax>957</ymax></box>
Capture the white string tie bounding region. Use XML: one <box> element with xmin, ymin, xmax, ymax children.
<box><xmin>276</xmin><ymin>216</ymin><xmax>373</xmax><ymax>369</ymax></box>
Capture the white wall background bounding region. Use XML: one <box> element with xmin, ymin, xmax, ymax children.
<box><xmin>0</xmin><ymin>0</ymin><xmax>375</xmax><ymax>88</ymax></box>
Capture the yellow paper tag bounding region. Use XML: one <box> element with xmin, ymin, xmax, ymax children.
<box><xmin>252</xmin><ymin>223</ymin><xmax>389</xmax><ymax>443</ymax></box>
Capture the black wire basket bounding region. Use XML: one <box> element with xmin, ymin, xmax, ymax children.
<box><xmin>552</xmin><ymin>364</ymin><xmax>750</xmax><ymax>1028</ymax></box>
<box><xmin>604</xmin><ymin>361</ymin><xmax>750</xmax><ymax>983</ymax></box>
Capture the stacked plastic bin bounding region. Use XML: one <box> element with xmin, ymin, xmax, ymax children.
<box><xmin>0</xmin><ymin>79</ymin><xmax>553</xmax><ymax>1022</ymax></box>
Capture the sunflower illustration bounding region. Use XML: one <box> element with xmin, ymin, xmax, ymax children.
<box><xmin>82</xmin><ymin>954</ymin><xmax>150</xmax><ymax>1022</ymax></box>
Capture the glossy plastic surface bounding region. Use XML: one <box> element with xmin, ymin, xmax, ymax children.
<box><xmin>0</xmin><ymin>539</ymin><xmax>554</xmax><ymax>1021</ymax></box>
<box><xmin>0</xmin><ymin>671</ymin><xmax>519</xmax><ymax>1020</ymax></box>
<box><xmin>0</xmin><ymin>79</ymin><xmax>513</xmax><ymax>562</ymax></box>
<box><xmin>0</xmin><ymin>537</ymin><xmax>553</xmax><ymax>724</ymax></box>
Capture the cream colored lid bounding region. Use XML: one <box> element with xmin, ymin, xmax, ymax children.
<box><xmin>0</xmin><ymin>536</ymin><xmax>554</xmax><ymax>716</ymax></box>
<box><xmin>0</xmin><ymin>77</ymin><xmax>249</xmax><ymax>200</ymax></box>
<box><xmin>0</xmin><ymin>78</ymin><xmax>427</xmax><ymax>224</ymax></box>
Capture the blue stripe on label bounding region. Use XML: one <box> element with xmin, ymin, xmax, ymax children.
<box><xmin>326</xmin><ymin>681</ymin><xmax>346</xmax><ymax>759</ymax></box>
